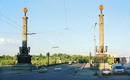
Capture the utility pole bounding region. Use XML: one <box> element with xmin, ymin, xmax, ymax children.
<box><xmin>52</xmin><ymin>46</ymin><xmax>60</xmax><ymax>64</ymax></box>
<box><xmin>53</xmin><ymin>54</ymin><xmax>57</xmax><ymax>64</ymax></box>
<box><xmin>47</xmin><ymin>52</ymin><xmax>50</xmax><ymax>67</ymax></box>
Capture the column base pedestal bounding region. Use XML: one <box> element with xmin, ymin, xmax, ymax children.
<box><xmin>17</xmin><ymin>54</ymin><xmax>32</xmax><ymax>63</ymax></box>
<box><xmin>15</xmin><ymin>54</ymin><xmax>36</xmax><ymax>71</ymax></box>
<box><xmin>14</xmin><ymin>63</ymin><xmax>36</xmax><ymax>71</ymax></box>
<box><xmin>95</xmin><ymin>54</ymin><xmax>109</xmax><ymax>70</ymax></box>
<box><xmin>98</xmin><ymin>63</ymin><xmax>109</xmax><ymax>70</ymax></box>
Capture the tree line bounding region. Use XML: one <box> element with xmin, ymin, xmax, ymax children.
<box><xmin>0</xmin><ymin>53</ymin><xmax>114</xmax><ymax>67</ymax></box>
<box><xmin>0</xmin><ymin>53</ymin><xmax>90</xmax><ymax>66</ymax></box>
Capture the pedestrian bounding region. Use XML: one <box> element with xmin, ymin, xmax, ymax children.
<box><xmin>75</xmin><ymin>68</ymin><xmax>78</xmax><ymax>73</ymax></box>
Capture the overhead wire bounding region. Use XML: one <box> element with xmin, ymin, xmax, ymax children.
<box><xmin>0</xmin><ymin>13</ymin><xmax>22</xmax><ymax>28</ymax></box>
<box><xmin>30</xmin><ymin>0</ymin><xmax>70</xmax><ymax>48</ymax></box>
<box><xmin>36</xmin><ymin>28</ymin><xmax>68</xmax><ymax>34</ymax></box>
<box><xmin>0</xmin><ymin>12</ymin><xmax>46</xmax><ymax>49</ymax></box>
<box><xmin>0</xmin><ymin>12</ymin><xmax>65</xmax><ymax>49</ymax></box>
<box><xmin>64</xmin><ymin>0</ymin><xmax>68</xmax><ymax>28</ymax></box>
<box><xmin>0</xmin><ymin>32</ymin><xmax>20</xmax><ymax>35</ymax></box>
<box><xmin>0</xmin><ymin>18</ymin><xmax>22</xmax><ymax>31</ymax></box>
<box><xmin>0</xmin><ymin>12</ymin><xmax>68</xmax><ymax>35</ymax></box>
<box><xmin>0</xmin><ymin>1</ymin><xmax>70</xmax><ymax>49</ymax></box>
<box><xmin>63</xmin><ymin>0</ymin><xmax>86</xmax><ymax>34</ymax></box>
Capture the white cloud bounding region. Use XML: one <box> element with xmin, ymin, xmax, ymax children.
<box><xmin>0</xmin><ymin>38</ymin><xmax>21</xmax><ymax>46</ymax></box>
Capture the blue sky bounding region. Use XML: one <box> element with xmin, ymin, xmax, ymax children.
<box><xmin>0</xmin><ymin>0</ymin><xmax>130</xmax><ymax>56</ymax></box>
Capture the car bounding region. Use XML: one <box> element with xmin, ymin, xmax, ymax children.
<box><xmin>113</xmin><ymin>66</ymin><xmax>124</xmax><ymax>75</ymax></box>
<box><xmin>68</xmin><ymin>61</ymin><xmax>72</xmax><ymax>65</ymax></box>
<box><xmin>124</xmin><ymin>67</ymin><xmax>130</xmax><ymax>75</ymax></box>
<box><xmin>102</xmin><ymin>68</ymin><xmax>111</xmax><ymax>76</ymax></box>
<box><xmin>75</xmin><ymin>67</ymin><xmax>79</xmax><ymax>73</ymax></box>
<box><xmin>38</xmin><ymin>67</ymin><xmax>47</xmax><ymax>73</ymax></box>
<box><xmin>54</xmin><ymin>66</ymin><xmax>62</xmax><ymax>71</ymax></box>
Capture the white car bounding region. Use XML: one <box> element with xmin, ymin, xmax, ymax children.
<box><xmin>68</xmin><ymin>61</ymin><xmax>72</xmax><ymax>65</ymax></box>
<box><xmin>38</xmin><ymin>67</ymin><xmax>47</xmax><ymax>73</ymax></box>
<box><xmin>54</xmin><ymin>67</ymin><xmax>62</xmax><ymax>71</ymax></box>
<box><xmin>102</xmin><ymin>68</ymin><xmax>111</xmax><ymax>76</ymax></box>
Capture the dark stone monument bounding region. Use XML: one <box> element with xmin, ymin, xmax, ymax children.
<box><xmin>15</xmin><ymin>8</ymin><xmax>36</xmax><ymax>71</ymax></box>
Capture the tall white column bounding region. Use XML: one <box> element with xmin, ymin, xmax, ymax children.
<box><xmin>99</xmin><ymin>5</ymin><xmax>104</xmax><ymax>54</ymax></box>
<box><xmin>22</xmin><ymin>15</ymin><xmax>28</xmax><ymax>47</ymax></box>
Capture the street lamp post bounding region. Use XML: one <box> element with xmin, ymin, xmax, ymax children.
<box><xmin>46</xmin><ymin>52</ymin><xmax>50</xmax><ymax>67</ymax></box>
<box><xmin>55</xmin><ymin>55</ymin><xmax>56</xmax><ymax>64</ymax></box>
<box><xmin>54</xmin><ymin>54</ymin><xmax>57</xmax><ymax>64</ymax></box>
<box><xmin>93</xmin><ymin>23</ymin><xmax>98</xmax><ymax>75</ymax></box>
<box><xmin>94</xmin><ymin>23</ymin><xmax>97</xmax><ymax>67</ymax></box>
<box><xmin>52</xmin><ymin>46</ymin><xmax>59</xmax><ymax>64</ymax></box>
<box><xmin>94</xmin><ymin>23</ymin><xmax>97</xmax><ymax>56</ymax></box>
<box><xmin>89</xmin><ymin>52</ymin><xmax>92</xmax><ymax>66</ymax></box>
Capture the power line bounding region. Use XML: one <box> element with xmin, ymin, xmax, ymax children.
<box><xmin>0</xmin><ymin>12</ymin><xmax>69</xmax><ymax>47</ymax></box>
<box><xmin>36</xmin><ymin>28</ymin><xmax>68</xmax><ymax>34</ymax></box>
<box><xmin>0</xmin><ymin>13</ymin><xmax>41</xmax><ymax>42</ymax></box>
<box><xmin>64</xmin><ymin>0</ymin><xmax>68</xmax><ymax>28</ymax></box>
<box><xmin>0</xmin><ymin>32</ymin><xmax>20</xmax><ymax>35</ymax></box>
<box><xmin>0</xmin><ymin>18</ymin><xmax>22</xmax><ymax>31</ymax></box>
<box><xmin>0</xmin><ymin>13</ymin><xmax>22</xmax><ymax>28</ymax></box>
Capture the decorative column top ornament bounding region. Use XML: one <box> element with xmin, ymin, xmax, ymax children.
<box><xmin>23</xmin><ymin>8</ymin><xmax>28</xmax><ymax>16</ymax></box>
<box><xmin>99</xmin><ymin>5</ymin><xmax>104</xmax><ymax>13</ymax></box>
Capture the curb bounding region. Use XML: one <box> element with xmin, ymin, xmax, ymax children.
<box><xmin>0</xmin><ymin>71</ymin><xmax>23</xmax><ymax>76</ymax></box>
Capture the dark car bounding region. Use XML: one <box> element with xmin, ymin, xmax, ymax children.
<box><xmin>124</xmin><ymin>67</ymin><xmax>130</xmax><ymax>75</ymax></box>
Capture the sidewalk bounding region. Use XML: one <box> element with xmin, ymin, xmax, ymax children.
<box><xmin>77</xmin><ymin>68</ymin><xmax>101</xmax><ymax>76</ymax></box>
<box><xmin>0</xmin><ymin>70</ymin><xmax>24</xmax><ymax>76</ymax></box>
<box><xmin>76</xmin><ymin>63</ymin><xmax>102</xmax><ymax>78</ymax></box>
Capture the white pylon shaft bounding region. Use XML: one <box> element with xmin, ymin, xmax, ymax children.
<box><xmin>99</xmin><ymin>13</ymin><xmax>104</xmax><ymax>53</ymax></box>
<box><xmin>22</xmin><ymin>16</ymin><xmax>28</xmax><ymax>47</ymax></box>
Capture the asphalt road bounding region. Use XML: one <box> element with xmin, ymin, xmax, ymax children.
<box><xmin>1</xmin><ymin>63</ymin><xmax>130</xmax><ymax>80</ymax></box>
<box><xmin>0</xmin><ymin>63</ymin><xmax>85</xmax><ymax>80</ymax></box>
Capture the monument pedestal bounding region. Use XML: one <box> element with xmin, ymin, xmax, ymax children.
<box><xmin>14</xmin><ymin>63</ymin><xmax>36</xmax><ymax>71</ymax></box>
<box><xmin>95</xmin><ymin>54</ymin><xmax>109</xmax><ymax>70</ymax></box>
<box><xmin>14</xmin><ymin>54</ymin><xmax>36</xmax><ymax>71</ymax></box>
<box><xmin>17</xmin><ymin>54</ymin><xmax>31</xmax><ymax>63</ymax></box>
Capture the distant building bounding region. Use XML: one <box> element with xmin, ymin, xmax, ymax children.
<box><xmin>114</xmin><ymin>56</ymin><xmax>130</xmax><ymax>65</ymax></box>
<box><xmin>108</xmin><ymin>53</ymin><xmax>119</xmax><ymax>57</ymax></box>
<box><xmin>82</xmin><ymin>53</ymin><xmax>87</xmax><ymax>57</ymax></box>
<box><xmin>107</xmin><ymin>53</ymin><xmax>130</xmax><ymax>65</ymax></box>
<box><xmin>79</xmin><ymin>53</ymin><xmax>87</xmax><ymax>57</ymax></box>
